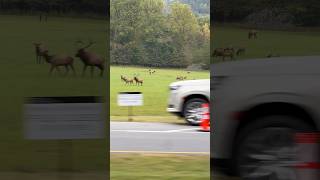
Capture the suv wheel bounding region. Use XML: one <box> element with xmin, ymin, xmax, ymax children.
<box><xmin>183</xmin><ymin>98</ymin><xmax>208</xmax><ymax>125</ymax></box>
<box><xmin>233</xmin><ymin>115</ymin><xmax>315</xmax><ymax>180</ymax></box>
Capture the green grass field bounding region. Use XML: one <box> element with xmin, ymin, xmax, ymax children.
<box><xmin>110</xmin><ymin>66</ymin><xmax>209</xmax><ymax>117</ymax></box>
<box><xmin>213</xmin><ymin>26</ymin><xmax>320</xmax><ymax>62</ymax></box>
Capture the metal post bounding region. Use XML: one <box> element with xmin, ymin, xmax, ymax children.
<box><xmin>128</xmin><ymin>106</ymin><xmax>133</xmax><ymax>122</ymax></box>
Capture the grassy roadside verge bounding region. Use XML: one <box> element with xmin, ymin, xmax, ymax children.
<box><xmin>110</xmin><ymin>153</ymin><xmax>210</xmax><ymax>180</ymax></box>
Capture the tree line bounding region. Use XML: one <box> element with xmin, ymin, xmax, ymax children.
<box><xmin>165</xmin><ymin>0</ymin><xmax>209</xmax><ymax>15</ymax></box>
<box><xmin>111</xmin><ymin>0</ymin><xmax>210</xmax><ymax>68</ymax></box>
<box><xmin>0</xmin><ymin>0</ymin><xmax>107</xmax><ymax>17</ymax></box>
<box><xmin>213</xmin><ymin>0</ymin><xmax>320</xmax><ymax>27</ymax></box>
<box><xmin>179</xmin><ymin>0</ymin><xmax>209</xmax><ymax>15</ymax></box>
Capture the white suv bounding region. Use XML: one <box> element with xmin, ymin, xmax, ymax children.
<box><xmin>167</xmin><ymin>79</ymin><xmax>210</xmax><ymax>125</ymax></box>
<box><xmin>212</xmin><ymin>57</ymin><xmax>320</xmax><ymax>179</ymax></box>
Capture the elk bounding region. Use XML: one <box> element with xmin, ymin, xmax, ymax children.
<box><xmin>121</xmin><ymin>75</ymin><xmax>127</xmax><ymax>82</ymax></box>
<box><xmin>222</xmin><ymin>49</ymin><xmax>234</xmax><ymax>61</ymax></box>
<box><xmin>125</xmin><ymin>78</ymin><xmax>134</xmax><ymax>85</ymax></box>
<box><xmin>134</xmin><ymin>76</ymin><xmax>143</xmax><ymax>86</ymax></box>
<box><xmin>33</xmin><ymin>43</ymin><xmax>48</xmax><ymax>64</ymax></box>
<box><xmin>148</xmin><ymin>69</ymin><xmax>156</xmax><ymax>75</ymax></box>
<box><xmin>176</xmin><ymin>76</ymin><xmax>186</xmax><ymax>80</ymax></box>
<box><xmin>248</xmin><ymin>30</ymin><xmax>258</xmax><ymax>39</ymax></box>
<box><xmin>212</xmin><ymin>48</ymin><xmax>225</xmax><ymax>57</ymax></box>
<box><xmin>75</xmin><ymin>41</ymin><xmax>105</xmax><ymax>77</ymax></box>
<box><xmin>213</xmin><ymin>48</ymin><xmax>234</xmax><ymax>61</ymax></box>
<box><xmin>42</xmin><ymin>51</ymin><xmax>75</xmax><ymax>76</ymax></box>
<box><xmin>236</xmin><ymin>48</ymin><xmax>246</xmax><ymax>56</ymax></box>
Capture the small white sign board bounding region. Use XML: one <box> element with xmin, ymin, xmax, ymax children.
<box><xmin>24</xmin><ymin>97</ymin><xmax>105</xmax><ymax>140</ymax></box>
<box><xmin>118</xmin><ymin>92</ymin><xmax>143</xmax><ymax>106</ymax></box>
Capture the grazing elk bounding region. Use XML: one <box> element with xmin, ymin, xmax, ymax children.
<box><xmin>43</xmin><ymin>51</ymin><xmax>75</xmax><ymax>76</ymax></box>
<box><xmin>148</xmin><ymin>69</ymin><xmax>156</xmax><ymax>75</ymax></box>
<box><xmin>121</xmin><ymin>75</ymin><xmax>127</xmax><ymax>82</ymax></box>
<box><xmin>222</xmin><ymin>49</ymin><xmax>234</xmax><ymax>61</ymax></box>
<box><xmin>126</xmin><ymin>78</ymin><xmax>134</xmax><ymax>85</ymax></box>
<box><xmin>213</xmin><ymin>48</ymin><xmax>234</xmax><ymax>61</ymax></box>
<box><xmin>134</xmin><ymin>76</ymin><xmax>143</xmax><ymax>86</ymax></box>
<box><xmin>75</xmin><ymin>41</ymin><xmax>105</xmax><ymax>77</ymax></box>
<box><xmin>248</xmin><ymin>30</ymin><xmax>258</xmax><ymax>39</ymax></box>
<box><xmin>176</xmin><ymin>76</ymin><xmax>187</xmax><ymax>80</ymax></box>
<box><xmin>224</xmin><ymin>46</ymin><xmax>235</xmax><ymax>52</ymax></box>
<box><xmin>212</xmin><ymin>48</ymin><xmax>225</xmax><ymax>57</ymax></box>
<box><xmin>33</xmin><ymin>43</ymin><xmax>48</xmax><ymax>64</ymax></box>
<box><xmin>236</xmin><ymin>48</ymin><xmax>246</xmax><ymax>56</ymax></box>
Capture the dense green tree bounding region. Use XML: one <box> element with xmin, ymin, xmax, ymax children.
<box><xmin>111</xmin><ymin>0</ymin><xmax>209</xmax><ymax>68</ymax></box>
<box><xmin>213</xmin><ymin>0</ymin><xmax>320</xmax><ymax>26</ymax></box>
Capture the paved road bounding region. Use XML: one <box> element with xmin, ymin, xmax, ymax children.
<box><xmin>110</xmin><ymin>121</ymin><xmax>209</xmax><ymax>154</ymax></box>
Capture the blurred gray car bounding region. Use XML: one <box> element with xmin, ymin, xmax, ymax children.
<box><xmin>211</xmin><ymin>57</ymin><xmax>320</xmax><ymax>179</ymax></box>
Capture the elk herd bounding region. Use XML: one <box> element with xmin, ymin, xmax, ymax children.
<box><xmin>213</xmin><ymin>29</ymin><xmax>258</xmax><ymax>61</ymax></box>
<box><xmin>33</xmin><ymin>41</ymin><xmax>105</xmax><ymax>77</ymax></box>
<box><xmin>176</xmin><ymin>76</ymin><xmax>187</xmax><ymax>80</ymax></box>
<box><xmin>212</xmin><ymin>46</ymin><xmax>246</xmax><ymax>61</ymax></box>
<box><xmin>121</xmin><ymin>75</ymin><xmax>143</xmax><ymax>86</ymax></box>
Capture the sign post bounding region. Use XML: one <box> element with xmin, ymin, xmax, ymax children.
<box><xmin>118</xmin><ymin>92</ymin><xmax>143</xmax><ymax>121</ymax></box>
<box><xmin>128</xmin><ymin>106</ymin><xmax>133</xmax><ymax>121</ymax></box>
<box><xmin>24</xmin><ymin>96</ymin><xmax>104</xmax><ymax>179</ymax></box>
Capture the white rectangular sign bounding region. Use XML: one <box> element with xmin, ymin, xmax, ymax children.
<box><xmin>24</xmin><ymin>97</ymin><xmax>105</xmax><ymax>140</ymax></box>
<box><xmin>118</xmin><ymin>92</ymin><xmax>143</xmax><ymax>106</ymax></box>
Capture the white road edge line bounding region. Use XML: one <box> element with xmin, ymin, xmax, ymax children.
<box><xmin>110</xmin><ymin>150</ymin><xmax>210</xmax><ymax>155</ymax></box>
<box><xmin>111</xmin><ymin>128</ymin><xmax>203</xmax><ymax>133</ymax></box>
<box><xmin>167</xmin><ymin>128</ymin><xmax>200</xmax><ymax>132</ymax></box>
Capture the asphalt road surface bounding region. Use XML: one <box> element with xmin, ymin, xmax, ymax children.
<box><xmin>110</xmin><ymin>121</ymin><xmax>209</xmax><ymax>154</ymax></box>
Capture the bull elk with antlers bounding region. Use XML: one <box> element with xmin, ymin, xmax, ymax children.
<box><xmin>75</xmin><ymin>41</ymin><xmax>105</xmax><ymax>77</ymax></box>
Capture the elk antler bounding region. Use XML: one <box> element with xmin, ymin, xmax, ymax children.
<box><xmin>83</xmin><ymin>40</ymin><xmax>96</xmax><ymax>49</ymax></box>
<box><xmin>74</xmin><ymin>40</ymin><xmax>85</xmax><ymax>49</ymax></box>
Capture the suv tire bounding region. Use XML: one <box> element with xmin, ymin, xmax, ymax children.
<box><xmin>233</xmin><ymin>115</ymin><xmax>315</xmax><ymax>180</ymax></box>
<box><xmin>183</xmin><ymin>98</ymin><xmax>208</xmax><ymax>126</ymax></box>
